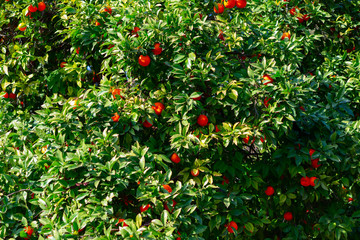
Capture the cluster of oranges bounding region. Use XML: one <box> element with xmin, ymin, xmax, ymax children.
<box><xmin>214</xmin><ymin>0</ymin><xmax>247</xmax><ymax>14</ymax></box>
<box><xmin>18</xmin><ymin>2</ymin><xmax>46</xmax><ymax>31</ymax></box>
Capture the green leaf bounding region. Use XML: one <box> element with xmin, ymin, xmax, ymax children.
<box><xmin>245</xmin><ymin>222</ymin><xmax>254</xmax><ymax>233</ymax></box>
<box><xmin>229</xmin><ymin>89</ymin><xmax>238</xmax><ymax>101</ymax></box>
<box><xmin>173</xmin><ymin>54</ymin><xmax>186</xmax><ymax>64</ymax></box>
<box><xmin>136</xmin><ymin>214</ymin><xmax>142</xmax><ymax>228</ymax></box>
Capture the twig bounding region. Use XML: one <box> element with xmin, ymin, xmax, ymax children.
<box><xmin>5</xmin><ymin>189</ymin><xmax>31</xmax><ymax>197</ymax></box>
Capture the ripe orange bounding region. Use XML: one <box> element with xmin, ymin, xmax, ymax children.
<box><xmin>76</xmin><ymin>47</ymin><xmax>80</xmax><ymax>54</ymax></box>
<box><xmin>284</xmin><ymin>212</ymin><xmax>293</xmax><ymax>221</ymax></box>
<box><xmin>236</xmin><ymin>0</ymin><xmax>247</xmax><ymax>8</ymax></box>
<box><xmin>215</xmin><ymin>125</ymin><xmax>220</xmax><ymax>132</ymax></box>
<box><xmin>152</xmin><ymin>43</ymin><xmax>162</xmax><ymax>55</ymax></box>
<box><xmin>300</xmin><ymin>176</ymin><xmax>310</xmax><ymax>187</ymax></box>
<box><xmin>218</xmin><ymin>30</ymin><xmax>225</xmax><ymax>41</ymax></box>
<box><xmin>131</xmin><ymin>27</ymin><xmax>140</xmax><ymax>37</ymax></box>
<box><xmin>28</xmin><ymin>5</ymin><xmax>37</xmax><ymax>12</ymax></box>
<box><xmin>191</xmin><ymin>169</ymin><xmax>199</xmax><ymax>177</ymax></box>
<box><xmin>309</xmin><ymin>149</ymin><xmax>316</xmax><ymax>158</ymax></box>
<box><xmin>18</xmin><ymin>23</ymin><xmax>27</xmax><ymax>31</ymax></box>
<box><xmin>140</xmin><ymin>204</ymin><xmax>150</xmax><ymax>212</ymax></box>
<box><xmin>143</xmin><ymin>120</ymin><xmax>152</xmax><ymax>128</ymax></box>
<box><xmin>60</xmin><ymin>62</ymin><xmax>66</xmax><ymax>68</ymax></box>
<box><xmin>197</xmin><ymin>114</ymin><xmax>208</xmax><ymax>126</ymax></box>
<box><xmin>111</xmin><ymin>113</ymin><xmax>120</xmax><ymax>122</ymax></box>
<box><xmin>95</xmin><ymin>21</ymin><xmax>101</xmax><ymax>26</ymax></box>
<box><xmin>264</xmin><ymin>97</ymin><xmax>271</xmax><ymax>107</ymax></box>
<box><xmin>348</xmin><ymin>197</ymin><xmax>353</xmax><ymax>202</ymax></box>
<box><xmin>170</xmin><ymin>153</ymin><xmax>181</xmax><ymax>164</ymax></box>
<box><xmin>24</xmin><ymin>226</ymin><xmax>34</xmax><ymax>236</ymax></box>
<box><xmin>262</xmin><ymin>74</ymin><xmax>274</xmax><ymax>85</ymax></box>
<box><xmin>226</xmin><ymin>221</ymin><xmax>238</xmax><ymax>233</ymax></box>
<box><xmin>9</xmin><ymin>93</ymin><xmax>16</xmax><ymax>99</ymax></box>
<box><xmin>152</xmin><ymin>102</ymin><xmax>165</xmax><ymax>116</ymax></box>
<box><xmin>289</xmin><ymin>7</ymin><xmax>299</xmax><ymax>16</ymax></box>
<box><xmin>224</xmin><ymin>0</ymin><xmax>236</xmax><ymax>8</ymax></box>
<box><xmin>309</xmin><ymin>177</ymin><xmax>317</xmax><ymax>187</ymax></box>
<box><xmin>265</xmin><ymin>186</ymin><xmax>275</xmax><ymax>196</ymax></box>
<box><xmin>104</xmin><ymin>6</ymin><xmax>112</xmax><ymax>14</ymax></box>
<box><xmin>112</xmin><ymin>89</ymin><xmax>124</xmax><ymax>99</ymax></box>
<box><xmin>281</xmin><ymin>32</ymin><xmax>291</xmax><ymax>40</ymax></box>
<box><xmin>163</xmin><ymin>184</ymin><xmax>172</xmax><ymax>193</ymax></box>
<box><xmin>3</xmin><ymin>93</ymin><xmax>8</xmax><ymax>98</ymax></box>
<box><xmin>311</xmin><ymin>158</ymin><xmax>321</xmax><ymax>168</ymax></box>
<box><xmin>214</xmin><ymin>3</ymin><xmax>225</xmax><ymax>14</ymax></box>
<box><xmin>138</xmin><ymin>55</ymin><xmax>151</xmax><ymax>67</ymax></box>
<box><xmin>38</xmin><ymin>2</ymin><xmax>46</xmax><ymax>11</ymax></box>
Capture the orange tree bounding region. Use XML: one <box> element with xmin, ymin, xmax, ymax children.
<box><xmin>1</xmin><ymin>0</ymin><xmax>360</xmax><ymax>239</ymax></box>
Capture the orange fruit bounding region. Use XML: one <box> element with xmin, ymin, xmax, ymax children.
<box><xmin>152</xmin><ymin>102</ymin><xmax>165</xmax><ymax>115</ymax></box>
<box><xmin>28</xmin><ymin>5</ymin><xmax>37</xmax><ymax>12</ymax></box>
<box><xmin>112</xmin><ymin>89</ymin><xmax>124</xmax><ymax>99</ymax></box>
<box><xmin>226</xmin><ymin>221</ymin><xmax>238</xmax><ymax>233</ymax></box>
<box><xmin>236</xmin><ymin>0</ymin><xmax>247</xmax><ymax>8</ymax></box>
<box><xmin>214</xmin><ymin>3</ymin><xmax>225</xmax><ymax>14</ymax></box>
<box><xmin>215</xmin><ymin>125</ymin><xmax>220</xmax><ymax>132</ymax></box>
<box><xmin>152</xmin><ymin>43</ymin><xmax>162</xmax><ymax>55</ymax></box>
<box><xmin>116</xmin><ymin>219</ymin><xmax>128</xmax><ymax>227</ymax></box>
<box><xmin>311</xmin><ymin>158</ymin><xmax>321</xmax><ymax>168</ymax></box>
<box><xmin>38</xmin><ymin>2</ymin><xmax>46</xmax><ymax>11</ymax></box>
<box><xmin>60</xmin><ymin>62</ymin><xmax>66</xmax><ymax>68</ymax></box>
<box><xmin>262</xmin><ymin>74</ymin><xmax>273</xmax><ymax>85</ymax></box>
<box><xmin>309</xmin><ymin>177</ymin><xmax>317</xmax><ymax>187</ymax></box>
<box><xmin>140</xmin><ymin>204</ymin><xmax>150</xmax><ymax>212</ymax></box>
<box><xmin>281</xmin><ymin>32</ymin><xmax>291</xmax><ymax>40</ymax></box>
<box><xmin>170</xmin><ymin>153</ymin><xmax>181</xmax><ymax>164</ymax></box>
<box><xmin>284</xmin><ymin>212</ymin><xmax>293</xmax><ymax>221</ymax></box>
<box><xmin>197</xmin><ymin>114</ymin><xmax>208</xmax><ymax>126</ymax></box>
<box><xmin>95</xmin><ymin>21</ymin><xmax>101</xmax><ymax>26</ymax></box>
<box><xmin>289</xmin><ymin>7</ymin><xmax>299</xmax><ymax>16</ymax></box>
<box><xmin>224</xmin><ymin>0</ymin><xmax>236</xmax><ymax>8</ymax></box>
<box><xmin>138</xmin><ymin>55</ymin><xmax>151</xmax><ymax>67</ymax></box>
<box><xmin>143</xmin><ymin>120</ymin><xmax>152</xmax><ymax>128</ymax></box>
<box><xmin>18</xmin><ymin>23</ymin><xmax>27</xmax><ymax>31</ymax></box>
<box><xmin>131</xmin><ymin>27</ymin><xmax>140</xmax><ymax>37</ymax></box>
<box><xmin>111</xmin><ymin>113</ymin><xmax>120</xmax><ymax>122</ymax></box>
<box><xmin>76</xmin><ymin>47</ymin><xmax>80</xmax><ymax>54</ymax></box>
<box><xmin>265</xmin><ymin>186</ymin><xmax>275</xmax><ymax>196</ymax></box>
<box><xmin>24</xmin><ymin>226</ymin><xmax>34</xmax><ymax>236</ymax></box>
<box><xmin>300</xmin><ymin>176</ymin><xmax>310</xmax><ymax>187</ymax></box>
<box><xmin>104</xmin><ymin>6</ymin><xmax>112</xmax><ymax>14</ymax></box>
<box><xmin>191</xmin><ymin>169</ymin><xmax>199</xmax><ymax>177</ymax></box>
<box><xmin>163</xmin><ymin>184</ymin><xmax>172</xmax><ymax>193</ymax></box>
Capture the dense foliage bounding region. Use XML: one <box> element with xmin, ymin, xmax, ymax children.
<box><xmin>1</xmin><ymin>0</ymin><xmax>360</xmax><ymax>239</ymax></box>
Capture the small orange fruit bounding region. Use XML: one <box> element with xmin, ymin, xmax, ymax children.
<box><xmin>140</xmin><ymin>204</ymin><xmax>150</xmax><ymax>212</ymax></box>
<box><xmin>281</xmin><ymin>32</ymin><xmax>291</xmax><ymax>40</ymax></box>
<box><xmin>28</xmin><ymin>5</ymin><xmax>37</xmax><ymax>12</ymax></box>
<box><xmin>152</xmin><ymin>43</ymin><xmax>162</xmax><ymax>55</ymax></box>
<box><xmin>300</xmin><ymin>176</ymin><xmax>310</xmax><ymax>187</ymax></box>
<box><xmin>111</xmin><ymin>113</ymin><xmax>120</xmax><ymax>122</ymax></box>
<box><xmin>60</xmin><ymin>62</ymin><xmax>66</xmax><ymax>68</ymax></box>
<box><xmin>265</xmin><ymin>186</ymin><xmax>275</xmax><ymax>196</ymax></box>
<box><xmin>214</xmin><ymin>3</ymin><xmax>225</xmax><ymax>14</ymax></box>
<box><xmin>170</xmin><ymin>153</ymin><xmax>181</xmax><ymax>164</ymax></box>
<box><xmin>18</xmin><ymin>23</ymin><xmax>27</xmax><ymax>31</ymax></box>
<box><xmin>116</xmin><ymin>219</ymin><xmax>128</xmax><ymax>227</ymax></box>
<box><xmin>262</xmin><ymin>74</ymin><xmax>274</xmax><ymax>85</ymax></box>
<box><xmin>236</xmin><ymin>0</ymin><xmax>247</xmax><ymax>8</ymax></box>
<box><xmin>284</xmin><ymin>212</ymin><xmax>293</xmax><ymax>221</ymax></box>
<box><xmin>191</xmin><ymin>169</ymin><xmax>199</xmax><ymax>177</ymax></box>
<box><xmin>24</xmin><ymin>226</ymin><xmax>34</xmax><ymax>236</ymax></box>
<box><xmin>309</xmin><ymin>177</ymin><xmax>317</xmax><ymax>187</ymax></box>
<box><xmin>224</xmin><ymin>0</ymin><xmax>236</xmax><ymax>8</ymax></box>
<box><xmin>226</xmin><ymin>221</ymin><xmax>238</xmax><ymax>233</ymax></box>
<box><xmin>143</xmin><ymin>120</ymin><xmax>152</xmax><ymax>128</ymax></box>
<box><xmin>163</xmin><ymin>184</ymin><xmax>172</xmax><ymax>193</ymax></box>
<box><xmin>138</xmin><ymin>55</ymin><xmax>151</xmax><ymax>67</ymax></box>
<box><xmin>38</xmin><ymin>2</ymin><xmax>46</xmax><ymax>11</ymax></box>
<box><xmin>152</xmin><ymin>102</ymin><xmax>165</xmax><ymax>115</ymax></box>
<box><xmin>197</xmin><ymin>114</ymin><xmax>208</xmax><ymax>126</ymax></box>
